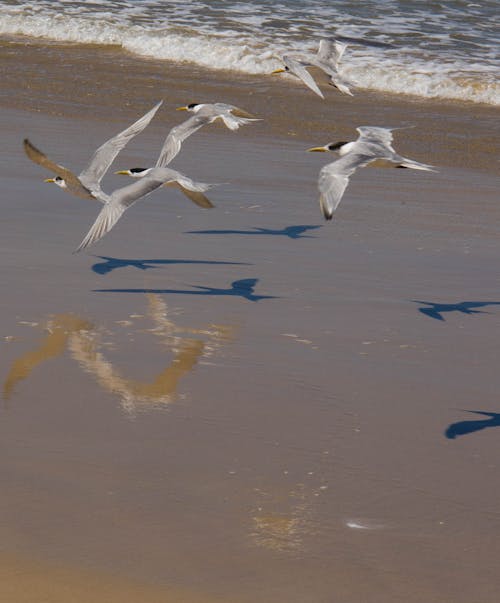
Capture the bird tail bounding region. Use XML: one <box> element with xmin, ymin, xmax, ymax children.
<box><xmin>398</xmin><ymin>157</ymin><xmax>437</xmax><ymax>172</ymax></box>
<box><xmin>329</xmin><ymin>73</ymin><xmax>354</xmax><ymax>96</ymax></box>
<box><xmin>220</xmin><ymin>114</ymin><xmax>261</xmax><ymax>131</ymax></box>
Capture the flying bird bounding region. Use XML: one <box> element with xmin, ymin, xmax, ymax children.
<box><xmin>116</xmin><ymin>102</ymin><xmax>259</xmax><ymax>175</ymax></box>
<box><xmin>272</xmin><ymin>39</ymin><xmax>355</xmax><ymax>98</ymax></box>
<box><xmin>75</xmin><ymin>166</ymin><xmax>214</xmax><ymax>252</ymax></box>
<box><xmin>308</xmin><ymin>126</ymin><xmax>436</xmax><ymax>220</ymax></box>
<box><xmin>23</xmin><ymin>101</ymin><xmax>163</xmax><ymax>200</ymax></box>
<box><xmin>23</xmin><ymin>101</ymin><xmax>215</xmax><ymax>251</ymax></box>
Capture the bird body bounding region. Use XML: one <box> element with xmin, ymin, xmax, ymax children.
<box><xmin>308</xmin><ymin>126</ymin><xmax>436</xmax><ymax>220</ymax></box>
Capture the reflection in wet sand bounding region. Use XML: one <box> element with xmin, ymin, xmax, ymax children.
<box><xmin>144</xmin><ymin>293</ymin><xmax>235</xmax><ymax>349</ymax></box>
<box><xmin>3</xmin><ymin>315</ymin><xmax>93</xmax><ymax>401</ymax></box>
<box><xmin>250</xmin><ymin>479</ymin><xmax>327</xmax><ymax>554</ymax></box>
<box><xmin>3</xmin><ymin>296</ymin><xmax>234</xmax><ymax>413</ymax></box>
<box><xmin>68</xmin><ymin>332</ymin><xmax>205</xmax><ymax>413</ymax></box>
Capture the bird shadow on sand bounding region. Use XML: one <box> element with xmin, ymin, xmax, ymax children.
<box><xmin>445</xmin><ymin>410</ymin><xmax>500</xmax><ymax>439</ymax></box>
<box><xmin>412</xmin><ymin>300</ymin><xmax>500</xmax><ymax>321</ymax></box>
<box><xmin>185</xmin><ymin>224</ymin><xmax>322</xmax><ymax>239</ymax></box>
<box><xmin>91</xmin><ymin>255</ymin><xmax>250</xmax><ymax>276</ymax></box>
<box><xmin>94</xmin><ymin>278</ymin><xmax>278</xmax><ymax>302</ymax></box>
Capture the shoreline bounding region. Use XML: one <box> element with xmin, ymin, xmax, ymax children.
<box><xmin>2</xmin><ymin>34</ymin><xmax>499</xmax><ymax>173</ymax></box>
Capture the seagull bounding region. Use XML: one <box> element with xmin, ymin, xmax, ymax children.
<box><xmin>307</xmin><ymin>126</ymin><xmax>437</xmax><ymax>220</ymax></box>
<box><xmin>23</xmin><ymin>101</ymin><xmax>163</xmax><ymax>200</ymax></box>
<box><xmin>115</xmin><ymin>102</ymin><xmax>259</xmax><ymax>176</ymax></box>
<box><xmin>272</xmin><ymin>39</ymin><xmax>355</xmax><ymax>98</ymax></box>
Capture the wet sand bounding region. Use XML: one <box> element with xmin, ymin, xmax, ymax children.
<box><xmin>1</xmin><ymin>36</ymin><xmax>500</xmax><ymax>602</ymax></box>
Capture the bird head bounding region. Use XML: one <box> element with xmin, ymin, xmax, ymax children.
<box><xmin>44</xmin><ymin>176</ymin><xmax>67</xmax><ymax>188</ymax></box>
<box><xmin>176</xmin><ymin>103</ymin><xmax>201</xmax><ymax>113</ymax></box>
<box><xmin>307</xmin><ymin>141</ymin><xmax>348</xmax><ymax>153</ymax></box>
<box><xmin>115</xmin><ymin>167</ymin><xmax>150</xmax><ymax>178</ymax></box>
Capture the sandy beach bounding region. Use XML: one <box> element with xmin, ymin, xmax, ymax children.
<box><xmin>1</xmin><ymin>35</ymin><xmax>500</xmax><ymax>602</ymax></box>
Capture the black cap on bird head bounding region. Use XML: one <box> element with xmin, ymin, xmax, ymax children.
<box><xmin>327</xmin><ymin>141</ymin><xmax>348</xmax><ymax>151</ymax></box>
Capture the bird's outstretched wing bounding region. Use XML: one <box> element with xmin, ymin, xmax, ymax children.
<box><xmin>356</xmin><ymin>126</ymin><xmax>397</xmax><ymax>150</ymax></box>
<box><xmin>313</xmin><ymin>40</ymin><xmax>354</xmax><ymax>95</ymax></box>
<box><xmin>75</xmin><ymin>174</ymin><xmax>169</xmax><ymax>252</ymax></box>
<box><xmin>75</xmin><ymin>202</ymin><xmax>128</xmax><ymax>253</ymax></box>
<box><xmin>318</xmin><ymin>153</ymin><xmax>374</xmax><ymax>219</ymax></box>
<box><xmin>155</xmin><ymin>113</ymin><xmax>210</xmax><ymax>168</ymax></box>
<box><xmin>79</xmin><ymin>100</ymin><xmax>163</xmax><ymax>194</ymax></box>
<box><xmin>283</xmin><ymin>55</ymin><xmax>324</xmax><ymax>98</ymax></box>
<box><xmin>316</xmin><ymin>39</ymin><xmax>347</xmax><ymax>68</ymax></box>
<box><xmin>23</xmin><ymin>138</ymin><xmax>95</xmax><ymax>200</ymax></box>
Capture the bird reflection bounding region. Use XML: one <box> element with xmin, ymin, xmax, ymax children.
<box><xmin>68</xmin><ymin>332</ymin><xmax>205</xmax><ymax>413</ymax></box>
<box><xmin>3</xmin><ymin>315</ymin><xmax>93</xmax><ymax>401</ymax></box>
<box><xmin>144</xmin><ymin>293</ymin><xmax>235</xmax><ymax>343</ymax></box>
<box><xmin>3</xmin><ymin>296</ymin><xmax>234</xmax><ymax>413</ymax></box>
<box><xmin>96</xmin><ymin>278</ymin><xmax>277</xmax><ymax>302</ymax></box>
<box><xmin>186</xmin><ymin>225</ymin><xmax>321</xmax><ymax>239</ymax></box>
<box><xmin>445</xmin><ymin>410</ymin><xmax>500</xmax><ymax>439</ymax></box>
<box><xmin>413</xmin><ymin>300</ymin><xmax>500</xmax><ymax>321</ymax></box>
<box><xmin>91</xmin><ymin>255</ymin><xmax>247</xmax><ymax>275</ymax></box>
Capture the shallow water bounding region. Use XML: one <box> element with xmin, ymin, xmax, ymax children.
<box><xmin>1</xmin><ymin>0</ymin><xmax>499</xmax><ymax>104</ymax></box>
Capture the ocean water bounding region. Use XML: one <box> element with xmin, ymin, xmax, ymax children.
<box><xmin>1</xmin><ymin>0</ymin><xmax>498</xmax><ymax>105</ymax></box>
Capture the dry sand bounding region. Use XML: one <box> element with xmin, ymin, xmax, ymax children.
<box><xmin>1</xmin><ymin>36</ymin><xmax>500</xmax><ymax>602</ymax></box>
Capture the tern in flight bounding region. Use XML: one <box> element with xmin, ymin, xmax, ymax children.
<box><xmin>308</xmin><ymin>126</ymin><xmax>436</xmax><ymax>220</ymax></box>
<box><xmin>115</xmin><ymin>102</ymin><xmax>259</xmax><ymax>199</ymax></box>
<box><xmin>74</xmin><ymin>166</ymin><xmax>214</xmax><ymax>252</ymax></box>
<box><xmin>23</xmin><ymin>101</ymin><xmax>214</xmax><ymax>251</ymax></box>
<box><xmin>272</xmin><ymin>39</ymin><xmax>355</xmax><ymax>98</ymax></box>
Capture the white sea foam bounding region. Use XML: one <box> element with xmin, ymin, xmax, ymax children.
<box><xmin>1</xmin><ymin>7</ymin><xmax>498</xmax><ymax>106</ymax></box>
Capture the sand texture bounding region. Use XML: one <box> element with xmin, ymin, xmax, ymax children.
<box><xmin>1</xmin><ymin>36</ymin><xmax>500</xmax><ymax>603</ymax></box>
